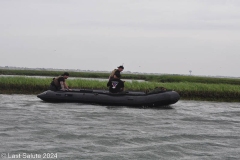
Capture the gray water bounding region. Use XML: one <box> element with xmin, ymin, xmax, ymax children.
<box><xmin>0</xmin><ymin>94</ymin><xmax>240</xmax><ymax>160</ymax></box>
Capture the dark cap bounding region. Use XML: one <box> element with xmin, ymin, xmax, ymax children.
<box><xmin>62</xmin><ymin>72</ymin><xmax>69</xmax><ymax>76</ymax></box>
<box><xmin>117</xmin><ymin>65</ymin><xmax>124</xmax><ymax>69</ymax></box>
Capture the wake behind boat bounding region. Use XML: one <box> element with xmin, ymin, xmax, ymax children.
<box><xmin>37</xmin><ymin>88</ymin><xmax>180</xmax><ymax>107</ymax></box>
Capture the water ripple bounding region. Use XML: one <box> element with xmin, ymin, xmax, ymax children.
<box><xmin>0</xmin><ymin>95</ymin><xmax>240</xmax><ymax>159</ymax></box>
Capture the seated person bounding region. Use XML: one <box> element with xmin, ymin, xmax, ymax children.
<box><xmin>107</xmin><ymin>73</ymin><xmax>124</xmax><ymax>93</ymax></box>
<box><xmin>109</xmin><ymin>65</ymin><xmax>124</xmax><ymax>80</ymax></box>
<box><xmin>49</xmin><ymin>72</ymin><xmax>70</xmax><ymax>91</ymax></box>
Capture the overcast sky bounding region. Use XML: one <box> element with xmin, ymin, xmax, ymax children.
<box><xmin>1</xmin><ymin>0</ymin><xmax>240</xmax><ymax>77</ymax></box>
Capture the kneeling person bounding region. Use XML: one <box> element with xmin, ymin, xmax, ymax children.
<box><xmin>49</xmin><ymin>72</ymin><xmax>70</xmax><ymax>91</ymax></box>
<box><xmin>107</xmin><ymin>74</ymin><xmax>124</xmax><ymax>93</ymax></box>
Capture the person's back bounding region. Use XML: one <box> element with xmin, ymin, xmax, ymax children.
<box><xmin>107</xmin><ymin>78</ymin><xmax>124</xmax><ymax>93</ymax></box>
<box><xmin>109</xmin><ymin>65</ymin><xmax>124</xmax><ymax>80</ymax></box>
<box><xmin>109</xmin><ymin>69</ymin><xmax>117</xmax><ymax>80</ymax></box>
<box><xmin>49</xmin><ymin>76</ymin><xmax>63</xmax><ymax>91</ymax></box>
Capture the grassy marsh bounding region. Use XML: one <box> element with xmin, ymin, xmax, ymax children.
<box><xmin>1</xmin><ymin>76</ymin><xmax>240</xmax><ymax>101</ymax></box>
<box><xmin>1</xmin><ymin>69</ymin><xmax>240</xmax><ymax>85</ymax></box>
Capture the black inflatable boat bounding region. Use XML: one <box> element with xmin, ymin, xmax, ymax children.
<box><xmin>37</xmin><ymin>89</ymin><xmax>180</xmax><ymax>107</ymax></box>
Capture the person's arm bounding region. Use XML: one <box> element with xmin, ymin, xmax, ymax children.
<box><xmin>63</xmin><ymin>82</ymin><xmax>69</xmax><ymax>90</ymax></box>
<box><xmin>60</xmin><ymin>81</ymin><xmax>70</xmax><ymax>90</ymax></box>
<box><xmin>63</xmin><ymin>82</ymin><xmax>71</xmax><ymax>91</ymax></box>
<box><xmin>60</xmin><ymin>81</ymin><xmax>65</xmax><ymax>90</ymax></box>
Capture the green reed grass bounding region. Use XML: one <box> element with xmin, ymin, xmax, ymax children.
<box><xmin>145</xmin><ymin>74</ymin><xmax>240</xmax><ymax>85</ymax></box>
<box><xmin>1</xmin><ymin>69</ymin><xmax>240</xmax><ymax>85</ymax></box>
<box><xmin>1</xmin><ymin>76</ymin><xmax>240</xmax><ymax>101</ymax></box>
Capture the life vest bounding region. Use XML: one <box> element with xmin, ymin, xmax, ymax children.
<box><xmin>52</xmin><ymin>76</ymin><xmax>64</xmax><ymax>86</ymax></box>
<box><xmin>109</xmin><ymin>69</ymin><xmax>117</xmax><ymax>80</ymax></box>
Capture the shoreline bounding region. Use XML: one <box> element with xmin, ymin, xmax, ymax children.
<box><xmin>1</xmin><ymin>74</ymin><xmax>240</xmax><ymax>102</ymax></box>
<box><xmin>1</xmin><ymin>89</ymin><xmax>239</xmax><ymax>102</ymax></box>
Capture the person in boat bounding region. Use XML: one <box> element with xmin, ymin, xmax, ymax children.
<box><xmin>107</xmin><ymin>73</ymin><xmax>124</xmax><ymax>93</ymax></box>
<box><xmin>49</xmin><ymin>72</ymin><xmax>70</xmax><ymax>91</ymax></box>
<box><xmin>109</xmin><ymin>65</ymin><xmax>124</xmax><ymax>80</ymax></box>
